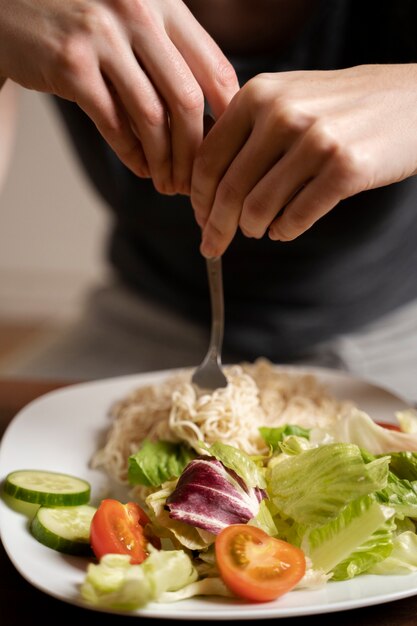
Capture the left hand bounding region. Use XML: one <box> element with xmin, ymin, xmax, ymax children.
<box><xmin>191</xmin><ymin>64</ymin><xmax>417</xmax><ymax>257</ymax></box>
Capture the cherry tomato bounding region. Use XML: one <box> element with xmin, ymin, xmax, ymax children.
<box><xmin>90</xmin><ymin>499</ymin><xmax>160</xmax><ymax>564</ymax></box>
<box><xmin>215</xmin><ymin>524</ymin><xmax>306</xmax><ymax>602</ymax></box>
<box><xmin>375</xmin><ymin>421</ymin><xmax>402</xmax><ymax>432</ymax></box>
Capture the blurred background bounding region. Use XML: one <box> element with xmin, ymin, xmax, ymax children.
<box><xmin>0</xmin><ymin>84</ymin><xmax>110</xmax><ymax>375</ymax></box>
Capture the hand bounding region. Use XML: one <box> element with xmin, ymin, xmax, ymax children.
<box><xmin>191</xmin><ymin>64</ymin><xmax>417</xmax><ymax>257</ymax></box>
<box><xmin>0</xmin><ymin>0</ymin><xmax>238</xmax><ymax>193</ymax></box>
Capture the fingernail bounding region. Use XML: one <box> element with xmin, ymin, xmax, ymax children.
<box><xmin>268</xmin><ymin>229</ymin><xmax>281</xmax><ymax>241</ymax></box>
<box><xmin>200</xmin><ymin>237</ymin><xmax>216</xmax><ymax>258</ymax></box>
<box><xmin>137</xmin><ymin>168</ymin><xmax>151</xmax><ymax>179</ymax></box>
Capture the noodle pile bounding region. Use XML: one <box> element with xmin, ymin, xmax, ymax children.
<box><xmin>92</xmin><ymin>358</ymin><xmax>352</xmax><ymax>485</ymax></box>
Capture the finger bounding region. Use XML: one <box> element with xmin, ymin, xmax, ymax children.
<box><xmin>168</xmin><ymin>3</ymin><xmax>240</xmax><ymax>117</ymax></box>
<box><xmin>268</xmin><ymin>168</ymin><xmax>343</xmax><ymax>241</ymax></box>
<box><xmin>238</xmin><ymin>146</ymin><xmax>322</xmax><ymax>242</ymax></box>
<box><xmin>74</xmin><ymin>69</ymin><xmax>150</xmax><ymax>178</ymax></box>
<box><xmin>198</xmin><ymin>107</ymin><xmax>311</xmax><ymax>254</ymax></box>
<box><xmin>101</xmin><ymin>45</ymin><xmax>173</xmax><ymax>193</ymax></box>
<box><xmin>191</xmin><ymin>97</ymin><xmax>252</xmax><ymax>229</ymax></box>
<box><xmin>131</xmin><ymin>3</ymin><xmax>238</xmax><ymax>193</ymax></box>
<box><xmin>137</xmin><ymin>33</ymin><xmax>205</xmax><ymax>194</ymax></box>
<box><xmin>168</xmin><ymin>68</ymin><xmax>204</xmax><ymax>194</ymax></box>
<box><xmin>198</xmin><ymin>118</ymin><xmax>296</xmax><ymax>257</ymax></box>
<box><xmin>239</xmin><ymin>115</ymin><xmax>355</xmax><ymax>242</ymax></box>
<box><xmin>131</xmin><ymin>28</ymin><xmax>205</xmax><ymax>194</ymax></box>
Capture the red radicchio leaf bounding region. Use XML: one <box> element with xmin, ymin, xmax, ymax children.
<box><xmin>165</xmin><ymin>456</ymin><xmax>266</xmax><ymax>534</ymax></box>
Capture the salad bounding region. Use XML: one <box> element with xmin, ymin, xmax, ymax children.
<box><xmin>4</xmin><ymin>403</ymin><xmax>417</xmax><ymax>613</ymax></box>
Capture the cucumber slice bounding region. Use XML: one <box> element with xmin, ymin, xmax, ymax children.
<box><xmin>31</xmin><ymin>504</ymin><xmax>96</xmax><ymax>555</ymax></box>
<box><xmin>3</xmin><ymin>470</ymin><xmax>91</xmax><ymax>506</ymax></box>
<box><xmin>1</xmin><ymin>491</ymin><xmax>40</xmax><ymax>518</ymax></box>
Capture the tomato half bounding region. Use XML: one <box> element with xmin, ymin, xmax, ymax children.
<box><xmin>215</xmin><ymin>524</ymin><xmax>306</xmax><ymax>602</ymax></box>
<box><xmin>90</xmin><ymin>499</ymin><xmax>160</xmax><ymax>564</ymax></box>
<box><xmin>375</xmin><ymin>421</ymin><xmax>402</xmax><ymax>432</ymax></box>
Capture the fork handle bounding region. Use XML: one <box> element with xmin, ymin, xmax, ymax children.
<box><xmin>206</xmin><ymin>256</ymin><xmax>224</xmax><ymax>362</ymax></box>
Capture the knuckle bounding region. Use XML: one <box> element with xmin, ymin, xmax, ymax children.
<box><xmin>193</xmin><ymin>152</ymin><xmax>213</xmax><ymax>180</ymax></box>
<box><xmin>175</xmin><ymin>85</ymin><xmax>204</xmax><ymax>116</ymax></box>
<box><xmin>272</xmin><ymin>219</ymin><xmax>298</xmax><ymax>241</ymax></box>
<box><xmin>268</xmin><ymin>99</ymin><xmax>310</xmax><ymax>134</ymax></box>
<box><xmin>80</xmin><ymin>4</ymin><xmax>114</xmax><ymax>36</ymax></box>
<box><xmin>240</xmin><ymin>74</ymin><xmax>267</xmax><ymax>107</ymax></box>
<box><xmin>285</xmin><ymin>206</ymin><xmax>310</xmax><ymax>230</ymax></box>
<box><xmin>215</xmin><ymin>59</ymin><xmax>239</xmax><ymax>91</ymax></box>
<box><xmin>307</xmin><ymin>121</ymin><xmax>371</xmax><ymax>190</ymax></box>
<box><xmin>52</xmin><ymin>6</ymin><xmax>116</xmax><ymax>76</ymax></box>
<box><xmin>307</xmin><ymin>120</ymin><xmax>341</xmax><ymax>156</ymax></box>
<box><xmin>109</xmin><ymin>0</ymin><xmax>153</xmax><ymax>25</ymax></box>
<box><xmin>205</xmin><ymin>219</ymin><xmax>227</xmax><ymax>240</ymax></box>
<box><xmin>190</xmin><ymin>185</ymin><xmax>209</xmax><ymax>214</ymax></box>
<box><xmin>330</xmin><ymin>145</ymin><xmax>371</xmax><ymax>189</ymax></box>
<box><xmin>98</xmin><ymin>111</ymin><xmax>124</xmax><ymax>138</ymax></box>
<box><xmin>141</xmin><ymin>100</ymin><xmax>166</xmax><ymax>128</ymax></box>
<box><xmin>216</xmin><ymin>177</ymin><xmax>242</xmax><ymax>208</ymax></box>
<box><xmin>272</xmin><ymin>207</ymin><xmax>311</xmax><ymax>241</ymax></box>
<box><xmin>64</xmin><ymin>4</ymin><xmax>117</xmax><ymax>43</ymax></box>
<box><xmin>55</xmin><ymin>37</ymin><xmax>87</xmax><ymax>78</ymax></box>
<box><xmin>116</xmin><ymin>140</ymin><xmax>138</xmax><ymax>162</ymax></box>
<box><xmin>241</xmin><ymin>194</ymin><xmax>269</xmax><ymax>235</ymax></box>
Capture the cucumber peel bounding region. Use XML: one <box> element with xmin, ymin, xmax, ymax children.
<box><xmin>31</xmin><ymin>504</ymin><xmax>96</xmax><ymax>555</ymax></box>
<box><xmin>4</xmin><ymin>469</ymin><xmax>91</xmax><ymax>506</ymax></box>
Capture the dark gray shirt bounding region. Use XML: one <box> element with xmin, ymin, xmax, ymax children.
<box><xmin>52</xmin><ymin>0</ymin><xmax>417</xmax><ymax>362</ymax></box>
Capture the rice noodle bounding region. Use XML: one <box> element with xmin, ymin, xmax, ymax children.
<box><xmin>92</xmin><ymin>358</ymin><xmax>352</xmax><ymax>485</ymax></box>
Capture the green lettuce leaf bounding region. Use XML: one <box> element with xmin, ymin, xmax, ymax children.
<box><xmin>331</xmin><ymin>513</ymin><xmax>395</xmax><ymax>580</ymax></box>
<box><xmin>249</xmin><ymin>500</ymin><xmax>278</xmax><ymax>536</ymax></box>
<box><xmin>387</xmin><ymin>451</ymin><xmax>417</xmax><ymax>481</ymax></box>
<box><xmin>81</xmin><ymin>549</ymin><xmax>198</xmax><ymax>611</ymax></box>
<box><xmin>159</xmin><ymin>577</ymin><xmax>232</xmax><ymax>602</ymax></box>
<box><xmin>81</xmin><ymin>554</ymin><xmax>152</xmax><ymax>610</ymax></box>
<box><xmin>206</xmin><ymin>441</ymin><xmax>266</xmax><ymax>489</ymax></box>
<box><xmin>369</xmin><ymin>530</ymin><xmax>417</xmax><ymax>574</ymax></box>
<box><xmin>268</xmin><ymin>443</ymin><xmax>389</xmax><ymax>526</ymax></box>
<box><xmin>259</xmin><ymin>425</ymin><xmax>310</xmax><ymax>451</ymax></box>
<box><xmin>279</xmin><ymin>435</ymin><xmax>312</xmax><ymax>456</ymax></box>
<box><xmin>376</xmin><ymin>472</ymin><xmax>417</xmax><ymax>518</ymax></box>
<box><xmin>128</xmin><ymin>440</ymin><xmax>196</xmax><ymax>487</ymax></box>
<box><xmin>302</xmin><ymin>495</ymin><xmax>395</xmax><ymax>578</ymax></box>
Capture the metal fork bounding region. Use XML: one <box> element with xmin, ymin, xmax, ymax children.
<box><xmin>192</xmin><ymin>256</ymin><xmax>228</xmax><ymax>390</ymax></box>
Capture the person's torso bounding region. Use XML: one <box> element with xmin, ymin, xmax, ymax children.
<box><xmin>53</xmin><ymin>0</ymin><xmax>417</xmax><ymax>362</ymax></box>
<box><xmin>184</xmin><ymin>0</ymin><xmax>320</xmax><ymax>55</ymax></box>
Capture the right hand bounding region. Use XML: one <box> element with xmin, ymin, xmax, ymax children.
<box><xmin>0</xmin><ymin>0</ymin><xmax>238</xmax><ymax>193</ymax></box>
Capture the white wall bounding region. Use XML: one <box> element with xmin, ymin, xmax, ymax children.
<box><xmin>0</xmin><ymin>86</ymin><xmax>110</xmax><ymax>321</ymax></box>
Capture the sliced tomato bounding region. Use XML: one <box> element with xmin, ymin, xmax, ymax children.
<box><xmin>215</xmin><ymin>524</ymin><xmax>306</xmax><ymax>603</ymax></box>
<box><xmin>375</xmin><ymin>421</ymin><xmax>402</xmax><ymax>432</ymax></box>
<box><xmin>90</xmin><ymin>498</ymin><xmax>160</xmax><ymax>564</ymax></box>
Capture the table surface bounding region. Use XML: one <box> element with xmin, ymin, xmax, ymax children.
<box><xmin>1</xmin><ymin>378</ymin><xmax>417</xmax><ymax>626</ymax></box>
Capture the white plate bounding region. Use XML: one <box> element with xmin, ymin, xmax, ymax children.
<box><xmin>0</xmin><ymin>366</ymin><xmax>416</xmax><ymax>620</ymax></box>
